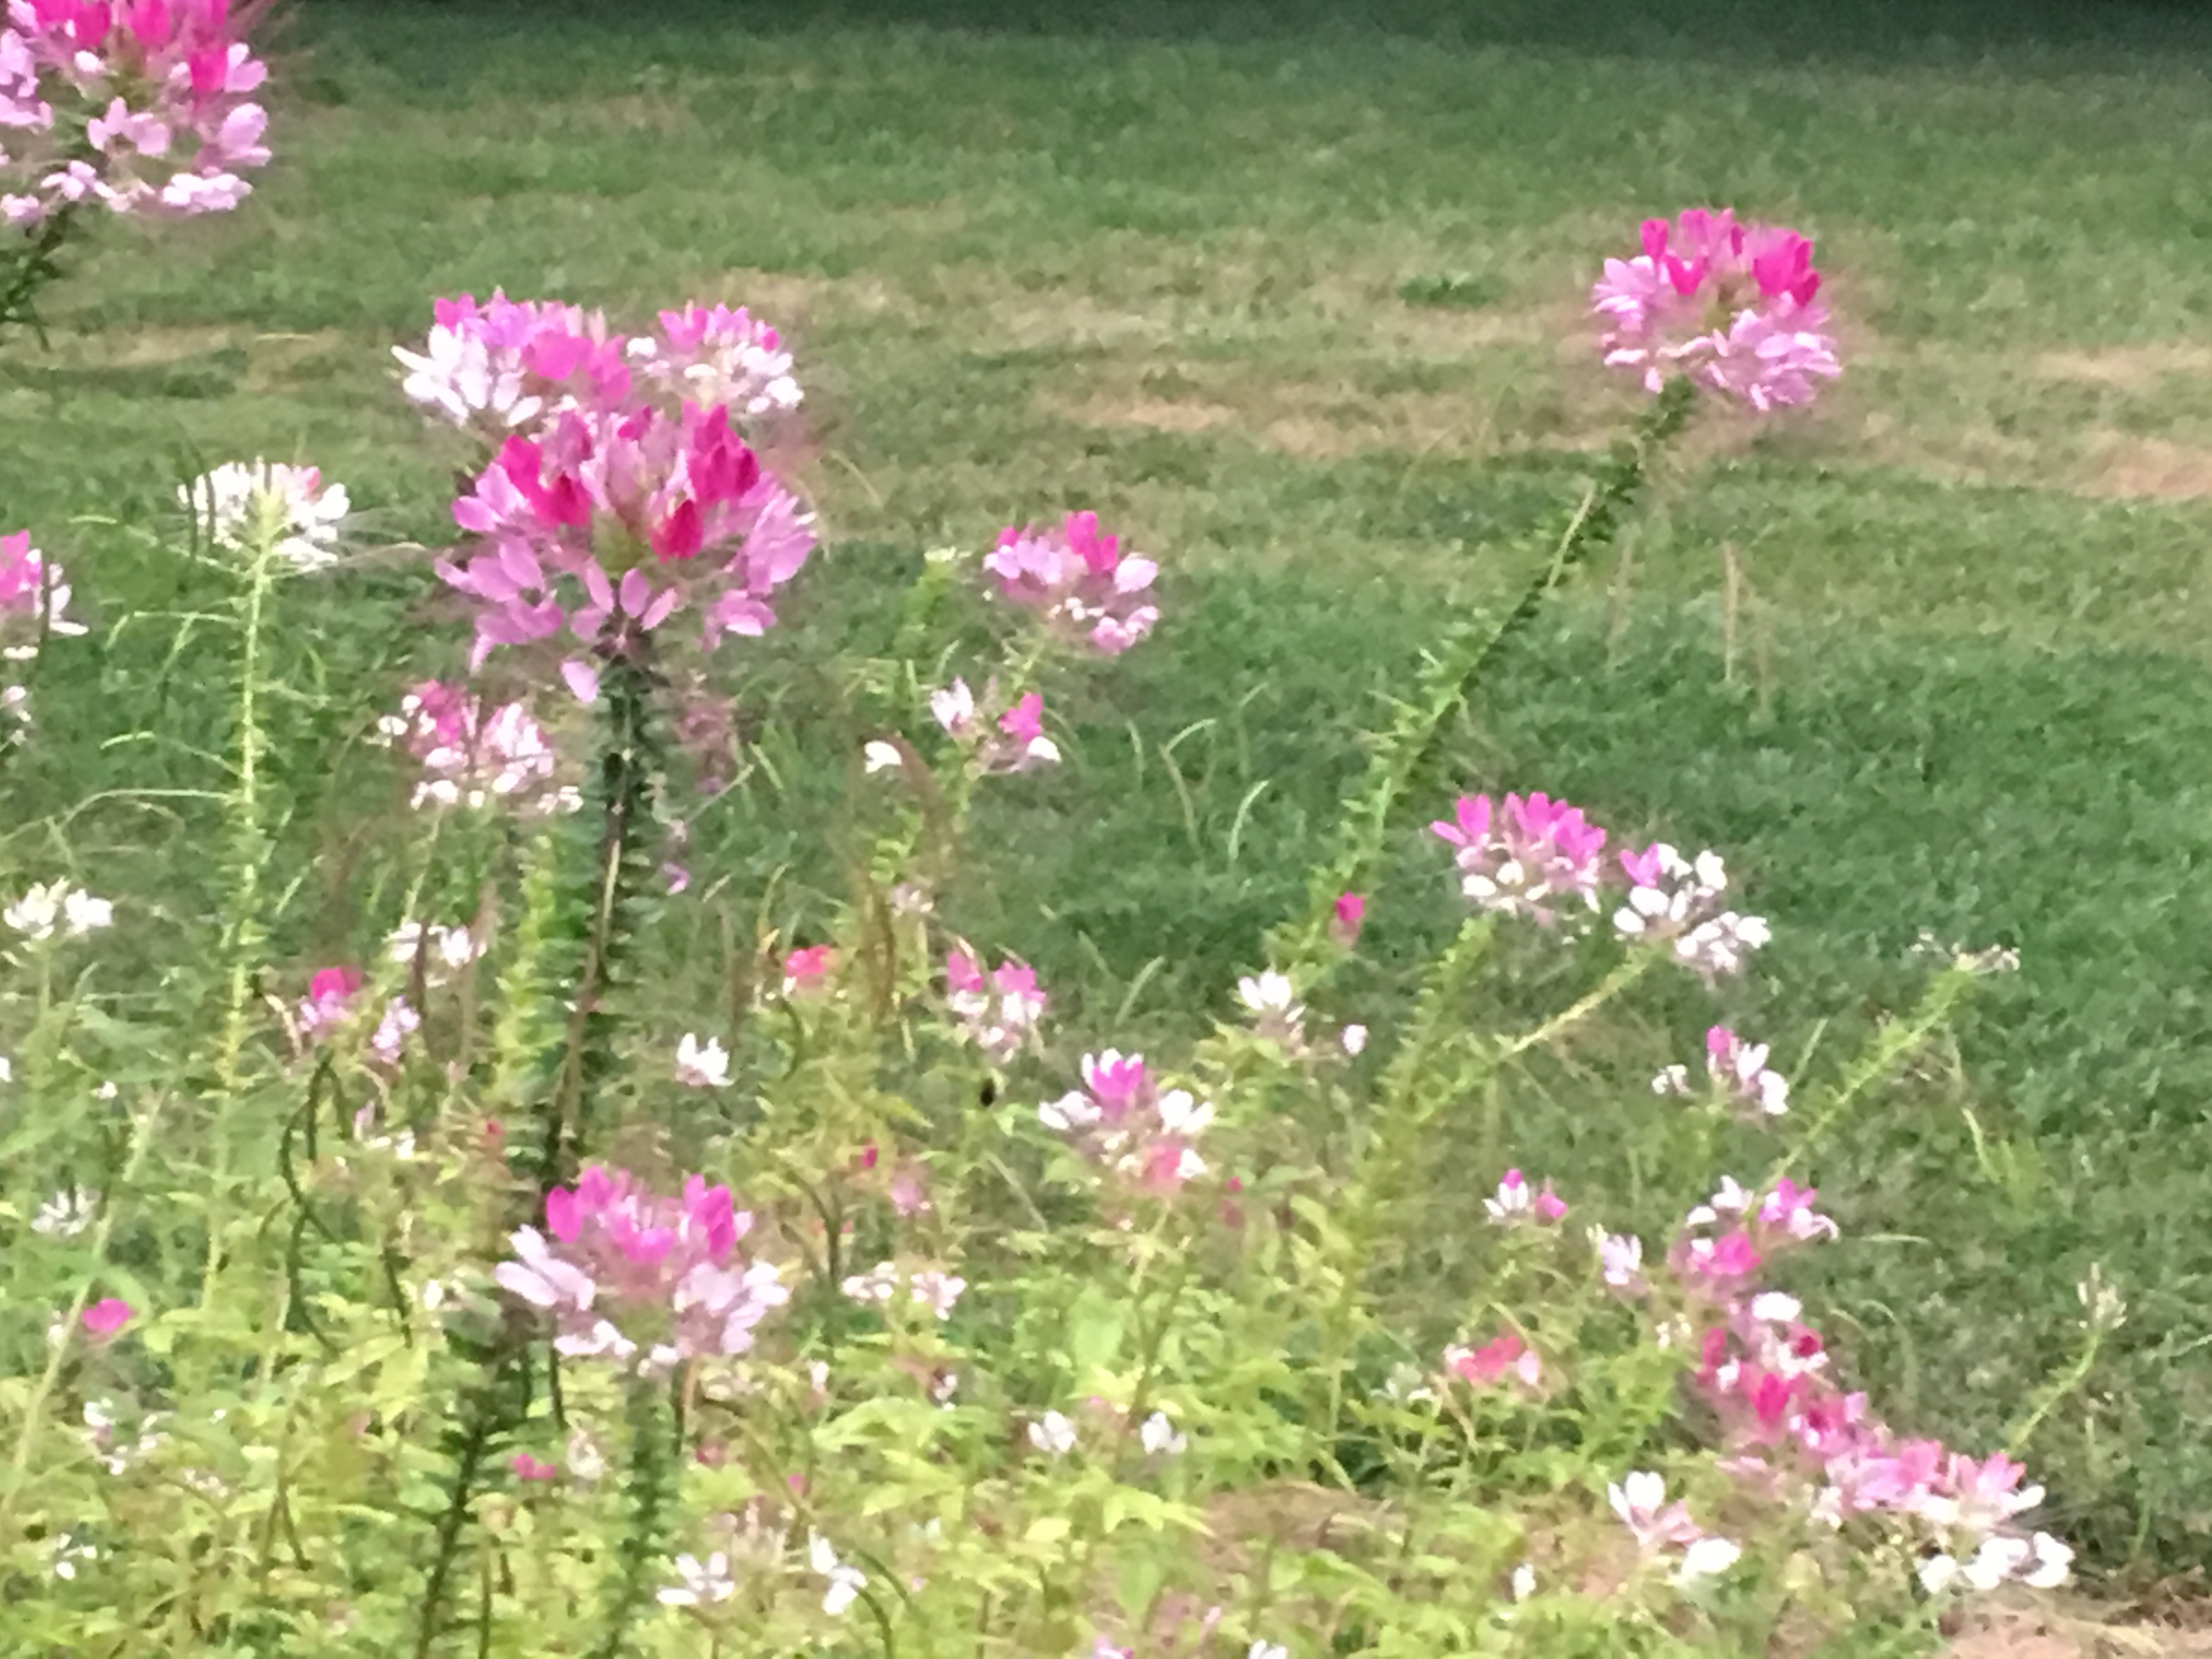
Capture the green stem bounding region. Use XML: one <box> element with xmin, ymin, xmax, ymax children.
<box><xmin>0</xmin><ymin>204</ymin><xmax>77</xmax><ymax>347</ymax></box>
<box><xmin>591</xmin><ymin>1375</ymin><xmax>685</xmax><ymax>1659</ymax></box>
<box><xmin>1277</xmin><ymin>376</ymin><xmax>1697</xmax><ymax>973</ymax></box>
<box><xmin>200</xmin><ymin>515</ymin><xmax>283</xmax><ymax>1308</ymax></box>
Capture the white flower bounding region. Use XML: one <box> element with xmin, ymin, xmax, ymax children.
<box><xmin>1598</xmin><ymin>1232</ymin><xmax>1645</xmax><ymax>1290</ymax></box>
<box><xmin>387</xmin><ymin>920</ymin><xmax>482</xmax><ymax>981</ymax></box>
<box><xmin>1248</xmin><ymin>1645</ymin><xmax>1289</xmax><ymax>1659</ymax></box>
<box><xmin>1138</xmin><ymin>1410</ymin><xmax>1186</xmax><ymax>1456</ymax></box>
<box><xmin>675</xmin><ymin>1032</ymin><xmax>731</xmax><ymax>1088</ymax></box>
<box><xmin>840</xmin><ymin>1263</ymin><xmax>900</xmax><ymax>1305</ymax></box>
<box><xmin>809</xmin><ymin>1532</ymin><xmax>867</xmax><ymax>1616</ymax></box>
<box><xmin>31</xmin><ymin>1186</ymin><xmax>98</xmax><ymax>1238</ymax></box>
<box><xmin>1651</xmin><ymin>1064</ymin><xmax>1692</xmax><ymax>1095</ymax></box>
<box><xmin>181</xmin><ymin>461</ymin><xmax>349</xmax><ymax>571</ymax></box>
<box><xmin>909</xmin><ymin>1269</ymin><xmax>966</xmax><ymax>1320</ymax></box>
<box><xmin>565</xmin><ymin>1429</ymin><xmax>607</xmax><ymax>1482</ymax></box>
<box><xmin>1509</xmin><ymin>1563</ymin><xmax>1536</xmax><ymax>1602</ymax></box>
<box><xmin>48</xmin><ymin>1533</ymin><xmax>95</xmax><ymax>1580</ymax></box>
<box><xmin>369</xmin><ymin>997</ymin><xmax>419</xmax><ymax>1065</ymax></box>
<box><xmin>1340</xmin><ymin>1023</ymin><xmax>1368</xmax><ymax>1056</ymax></box>
<box><xmin>929</xmin><ymin>680</ymin><xmax>977</xmax><ymax>738</ymax></box>
<box><xmin>658</xmin><ymin>1551</ymin><xmax>736</xmax><ymax>1606</ymax></box>
<box><xmin>863</xmin><ymin>740</ymin><xmax>904</xmax><ymax>774</ymax></box>
<box><xmin>1028</xmin><ymin>1410</ymin><xmax>1077</xmax><ymax>1458</ymax></box>
<box><xmin>1674</xmin><ymin>1536</ymin><xmax>1741</xmax><ymax>1584</ymax></box>
<box><xmin>2023</xmin><ymin>1531</ymin><xmax>2073</xmax><ymax>1589</ymax></box>
<box><xmin>7</xmin><ymin>879</ymin><xmax>111</xmax><ymax>940</ymax></box>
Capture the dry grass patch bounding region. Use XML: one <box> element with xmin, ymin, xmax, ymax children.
<box><xmin>2081</xmin><ymin>433</ymin><xmax>2212</xmax><ymax>501</ymax></box>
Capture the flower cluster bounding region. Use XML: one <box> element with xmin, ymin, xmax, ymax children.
<box><xmin>1585</xmin><ymin>1173</ymin><xmax>2069</xmax><ymax>1598</ymax></box>
<box><xmin>927</xmin><ymin>679</ymin><xmax>1059</xmax><ymax>774</ymax></box>
<box><xmin>4</xmin><ymin>877</ymin><xmax>109</xmax><ymax>940</ymax></box>
<box><xmin>373</xmin><ymin>680</ymin><xmax>579</xmax><ymax>814</ymax></box>
<box><xmin>179</xmin><ymin>461</ymin><xmax>348</xmax><ymax>569</ymax></box>
<box><xmin>494</xmin><ymin>1166</ymin><xmax>788</xmax><ymax>1376</ymax></box>
<box><xmin>1614</xmin><ymin>840</ymin><xmax>1771</xmax><ymax>979</ymax></box>
<box><xmin>1</xmin><ymin>528</ymin><xmax>88</xmax><ymax>723</ymax></box>
<box><xmin>398</xmin><ymin>294</ymin><xmax>817</xmax><ymax>698</ymax></box>
<box><xmin>1</xmin><ymin>0</ymin><xmax>270</xmax><ymax>228</ymax></box>
<box><xmin>1039</xmin><ymin>1051</ymin><xmax>1213</xmax><ymax>1192</ymax></box>
<box><xmin>838</xmin><ymin>1261</ymin><xmax>967</xmax><ymax>1321</ymax></box>
<box><xmin>1591</xmin><ymin>207</ymin><xmax>1842</xmax><ymax>410</ymax></box>
<box><xmin>1431</xmin><ymin>791</ymin><xmax>1609</xmax><ymax>925</ymax></box>
<box><xmin>292</xmin><ymin>964</ymin><xmax>415</xmax><ymax>1065</ymax></box>
<box><xmin>984</xmin><ymin>511</ymin><xmax>1159</xmax><ymax>655</ymax></box>
<box><xmin>1434</xmin><ymin>794</ymin><xmax>1772</xmax><ymax>977</ymax></box>
<box><xmin>1484</xmin><ymin>1167</ymin><xmax>1567</xmax><ymax>1225</ymax></box>
<box><xmin>944</xmin><ymin>948</ymin><xmax>1046</xmax><ymax>1066</ymax></box>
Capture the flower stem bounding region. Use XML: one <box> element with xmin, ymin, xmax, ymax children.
<box><xmin>590</xmin><ymin>1375</ymin><xmax>685</xmax><ymax>1659</ymax></box>
<box><xmin>0</xmin><ymin>205</ymin><xmax>77</xmax><ymax>348</ymax></box>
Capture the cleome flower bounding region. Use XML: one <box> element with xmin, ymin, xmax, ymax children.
<box><xmin>0</xmin><ymin>528</ymin><xmax>88</xmax><ymax>656</ymax></box>
<box><xmin>374</xmin><ymin>680</ymin><xmax>580</xmax><ymax>815</ymax></box>
<box><xmin>929</xmin><ymin>679</ymin><xmax>1060</xmax><ymax>774</ymax></box>
<box><xmin>945</xmin><ymin>947</ymin><xmax>1047</xmax><ymax>1065</ymax></box>
<box><xmin>983</xmin><ymin>510</ymin><xmax>1159</xmax><ymax>656</ymax></box>
<box><xmin>180</xmin><ymin>460</ymin><xmax>349</xmax><ymax>570</ymax></box>
<box><xmin>1431</xmin><ymin>792</ymin><xmax>1608</xmax><ymax>924</ymax></box>
<box><xmin>1</xmin><ymin>0</ymin><xmax>271</xmax><ymax>228</ymax></box>
<box><xmin>1040</xmin><ymin>1050</ymin><xmax>1214</xmax><ymax>1193</ymax></box>
<box><xmin>493</xmin><ymin>1165</ymin><xmax>788</xmax><ymax>1378</ymax></box>
<box><xmin>1591</xmin><ymin>207</ymin><xmax>1842</xmax><ymax>411</ymax></box>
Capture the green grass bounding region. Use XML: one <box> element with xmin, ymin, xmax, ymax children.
<box><xmin>9</xmin><ymin>0</ymin><xmax>2212</xmax><ymax>1577</ymax></box>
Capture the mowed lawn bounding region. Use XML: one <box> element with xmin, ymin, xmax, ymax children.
<box><xmin>9</xmin><ymin>0</ymin><xmax>2212</xmax><ymax>1575</ymax></box>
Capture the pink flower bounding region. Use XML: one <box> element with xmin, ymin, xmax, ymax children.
<box><xmin>782</xmin><ymin>945</ymin><xmax>835</xmax><ymax>997</ymax></box>
<box><xmin>494</xmin><ymin>1166</ymin><xmax>788</xmax><ymax>1376</ymax></box>
<box><xmin>511</xmin><ymin>1453</ymin><xmax>560</xmax><ymax>1482</ymax></box>
<box><xmin>1592</xmin><ymin>208</ymin><xmax>1842</xmax><ymax>410</ymax></box>
<box><xmin>1700</xmin><ymin>1025</ymin><xmax>1790</xmax><ymax>1117</ymax></box>
<box><xmin>1483</xmin><ymin>1168</ymin><xmax>1567</xmax><ymax>1224</ymax></box>
<box><xmin>1040</xmin><ymin>1050</ymin><xmax>1212</xmax><ymax>1192</ymax></box>
<box><xmin>1613</xmin><ymin>842</ymin><xmax>1767</xmax><ymax>977</ymax></box>
<box><xmin>1330</xmin><ymin>890</ymin><xmax>1365</xmax><ymax>947</ymax></box>
<box><xmin>369</xmin><ymin>997</ymin><xmax>418</xmax><ymax>1065</ymax></box>
<box><xmin>945</xmin><ymin>947</ymin><xmax>1047</xmax><ymax>1065</ymax></box>
<box><xmin>1607</xmin><ymin>1471</ymin><xmax>1703</xmax><ymax>1554</ymax></box>
<box><xmin>929</xmin><ymin>679</ymin><xmax>1060</xmax><ymax>774</ymax></box>
<box><xmin>376</xmin><ymin>681</ymin><xmax>578</xmax><ymax>815</ymax></box>
<box><xmin>0</xmin><ymin>528</ymin><xmax>88</xmax><ymax>656</ymax></box>
<box><xmin>984</xmin><ymin>511</ymin><xmax>1159</xmax><ymax>655</ymax></box>
<box><xmin>296</xmin><ymin>965</ymin><xmax>363</xmax><ymax>1037</ymax></box>
<box><xmin>80</xmin><ymin>1297</ymin><xmax>133</xmax><ymax>1338</ymax></box>
<box><xmin>1445</xmin><ymin>1331</ymin><xmax>1542</xmax><ymax>1390</ymax></box>
<box><xmin>0</xmin><ymin>0</ymin><xmax>271</xmax><ymax>227</ymax></box>
<box><xmin>1431</xmin><ymin>791</ymin><xmax>1608</xmax><ymax>924</ymax></box>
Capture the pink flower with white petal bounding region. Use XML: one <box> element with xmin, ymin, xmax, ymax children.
<box><xmin>984</xmin><ymin>511</ymin><xmax>1159</xmax><ymax>655</ymax></box>
<box><xmin>1702</xmin><ymin>1025</ymin><xmax>1790</xmax><ymax>1117</ymax></box>
<box><xmin>1592</xmin><ymin>208</ymin><xmax>1842</xmax><ymax>410</ymax></box>
<box><xmin>1040</xmin><ymin>1050</ymin><xmax>1212</xmax><ymax>1192</ymax></box>
<box><xmin>945</xmin><ymin>946</ymin><xmax>1047</xmax><ymax>1065</ymax></box>
<box><xmin>1613</xmin><ymin>842</ymin><xmax>1769</xmax><ymax>979</ymax></box>
<box><xmin>1483</xmin><ymin>1167</ymin><xmax>1567</xmax><ymax>1225</ymax></box>
<box><xmin>1431</xmin><ymin>791</ymin><xmax>1608</xmax><ymax>924</ymax></box>
<box><xmin>781</xmin><ymin>945</ymin><xmax>835</xmax><ymax>998</ymax></box>
<box><xmin>493</xmin><ymin>1165</ymin><xmax>787</xmax><ymax>1378</ymax></box>
<box><xmin>0</xmin><ymin>528</ymin><xmax>88</xmax><ymax>660</ymax></box>
<box><xmin>1444</xmin><ymin>1330</ymin><xmax>1542</xmax><ymax>1390</ymax></box>
<box><xmin>295</xmin><ymin>965</ymin><xmax>363</xmax><ymax>1039</ymax></box>
<box><xmin>1</xmin><ymin>0</ymin><xmax>272</xmax><ymax>227</ymax></box>
<box><xmin>375</xmin><ymin>681</ymin><xmax>579</xmax><ymax>815</ymax></box>
<box><xmin>929</xmin><ymin>678</ymin><xmax>1059</xmax><ymax>774</ymax></box>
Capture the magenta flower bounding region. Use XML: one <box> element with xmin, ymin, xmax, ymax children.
<box><xmin>0</xmin><ymin>528</ymin><xmax>87</xmax><ymax>651</ymax></box>
<box><xmin>296</xmin><ymin>965</ymin><xmax>363</xmax><ymax>1038</ymax></box>
<box><xmin>1592</xmin><ymin>208</ymin><xmax>1842</xmax><ymax>411</ymax></box>
<box><xmin>1040</xmin><ymin>1050</ymin><xmax>1213</xmax><ymax>1192</ymax></box>
<box><xmin>1330</xmin><ymin>891</ymin><xmax>1365</xmax><ymax>948</ymax></box>
<box><xmin>1444</xmin><ymin>1331</ymin><xmax>1542</xmax><ymax>1390</ymax></box>
<box><xmin>437</xmin><ymin>404</ymin><xmax>815</xmax><ymax>696</ymax></box>
<box><xmin>1</xmin><ymin>0</ymin><xmax>270</xmax><ymax>228</ymax></box>
<box><xmin>984</xmin><ymin>511</ymin><xmax>1159</xmax><ymax>655</ymax></box>
<box><xmin>1431</xmin><ymin>791</ymin><xmax>1608</xmax><ymax>924</ymax></box>
<box><xmin>80</xmin><ymin>1297</ymin><xmax>132</xmax><ymax>1338</ymax></box>
<box><xmin>511</xmin><ymin>1453</ymin><xmax>560</xmax><ymax>1482</ymax></box>
<box><xmin>945</xmin><ymin>947</ymin><xmax>1047</xmax><ymax>1065</ymax></box>
<box><xmin>375</xmin><ymin>681</ymin><xmax>579</xmax><ymax>815</ymax></box>
<box><xmin>782</xmin><ymin>945</ymin><xmax>835</xmax><ymax>997</ymax></box>
<box><xmin>1483</xmin><ymin>1168</ymin><xmax>1567</xmax><ymax>1225</ymax></box>
<box><xmin>493</xmin><ymin>1165</ymin><xmax>788</xmax><ymax>1377</ymax></box>
<box><xmin>929</xmin><ymin>679</ymin><xmax>1059</xmax><ymax>774</ymax></box>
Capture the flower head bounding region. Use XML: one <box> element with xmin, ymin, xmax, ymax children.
<box><xmin>984</xmin><ymin>511</ymin><xmax>1159</xmax><ymax>654</ymax></box>
<box><xmin>1484</xmin><ymin>1168</ymin><xmax>1567</xmax><ymax>1225</ymax></box>
<box><xmin>0</xmin><ymin>529</ymin><xmax>88</xmax><ymax>661</ymax></box>
<box><xmin>4</xmin><ymin>879</ymin><xmax>111</xmax><ymax>940</ymax></box>
<box><xmin>945</xmin><ymin>947</ymin><xmax>1047</xmax><ymax>1065</ymax></box>
<box><xmin>930</xmin><ymin>678</ymin><xmax>1060</xmax><ymax>774</ymax></box>
<box><xmin>1704</xmin><ymin>1025</ymin><xmax>1790</xmax><ymax>1117</ymax></box>
<box><xmin>376</xmin><ymin>681</ymin><xmax>579</xmax><ymax>815</ymax></box>
<box><xmin>1</xmin><ymin>0</ymin><xmax>272</xmax><ymax>229</ymax></box>
<box><xmin>1592</xmin><ymin>208</ymin><xmax>1841</xmax><ymax>410</ymax></box>
<box><xmin>493</xmin><ymin>1166</ymin><xmax>787</xmax><ymax>1377</ymax></box>
<box><xmin>1444</xmin><ymin>1330</ymin><xmax>1543</xmax><ymax>1390</ymax></box>
<box><xmin>80</xmin><ymin>1297</ymin><xmax>133</xmax><ymax>1339</ymax></box>
<box><xmin>1431</xmin><ymin>792</ymin><xmax>1607</xmax><ymax>924</ymax></box>
<box><xmin>1040</xmin><ymin>1051</ymin><xmax>1212</xmax><ymax>1192</ymax></box>
<box><xmin>674</xmin><ymin>1032</ymin><xmax>731</xmax><ymax>1088</ymax></box>
<box><xmin>181</xmin><ymin>461</ymin><xmax>348</xmax><ymax>569</ymax></box>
